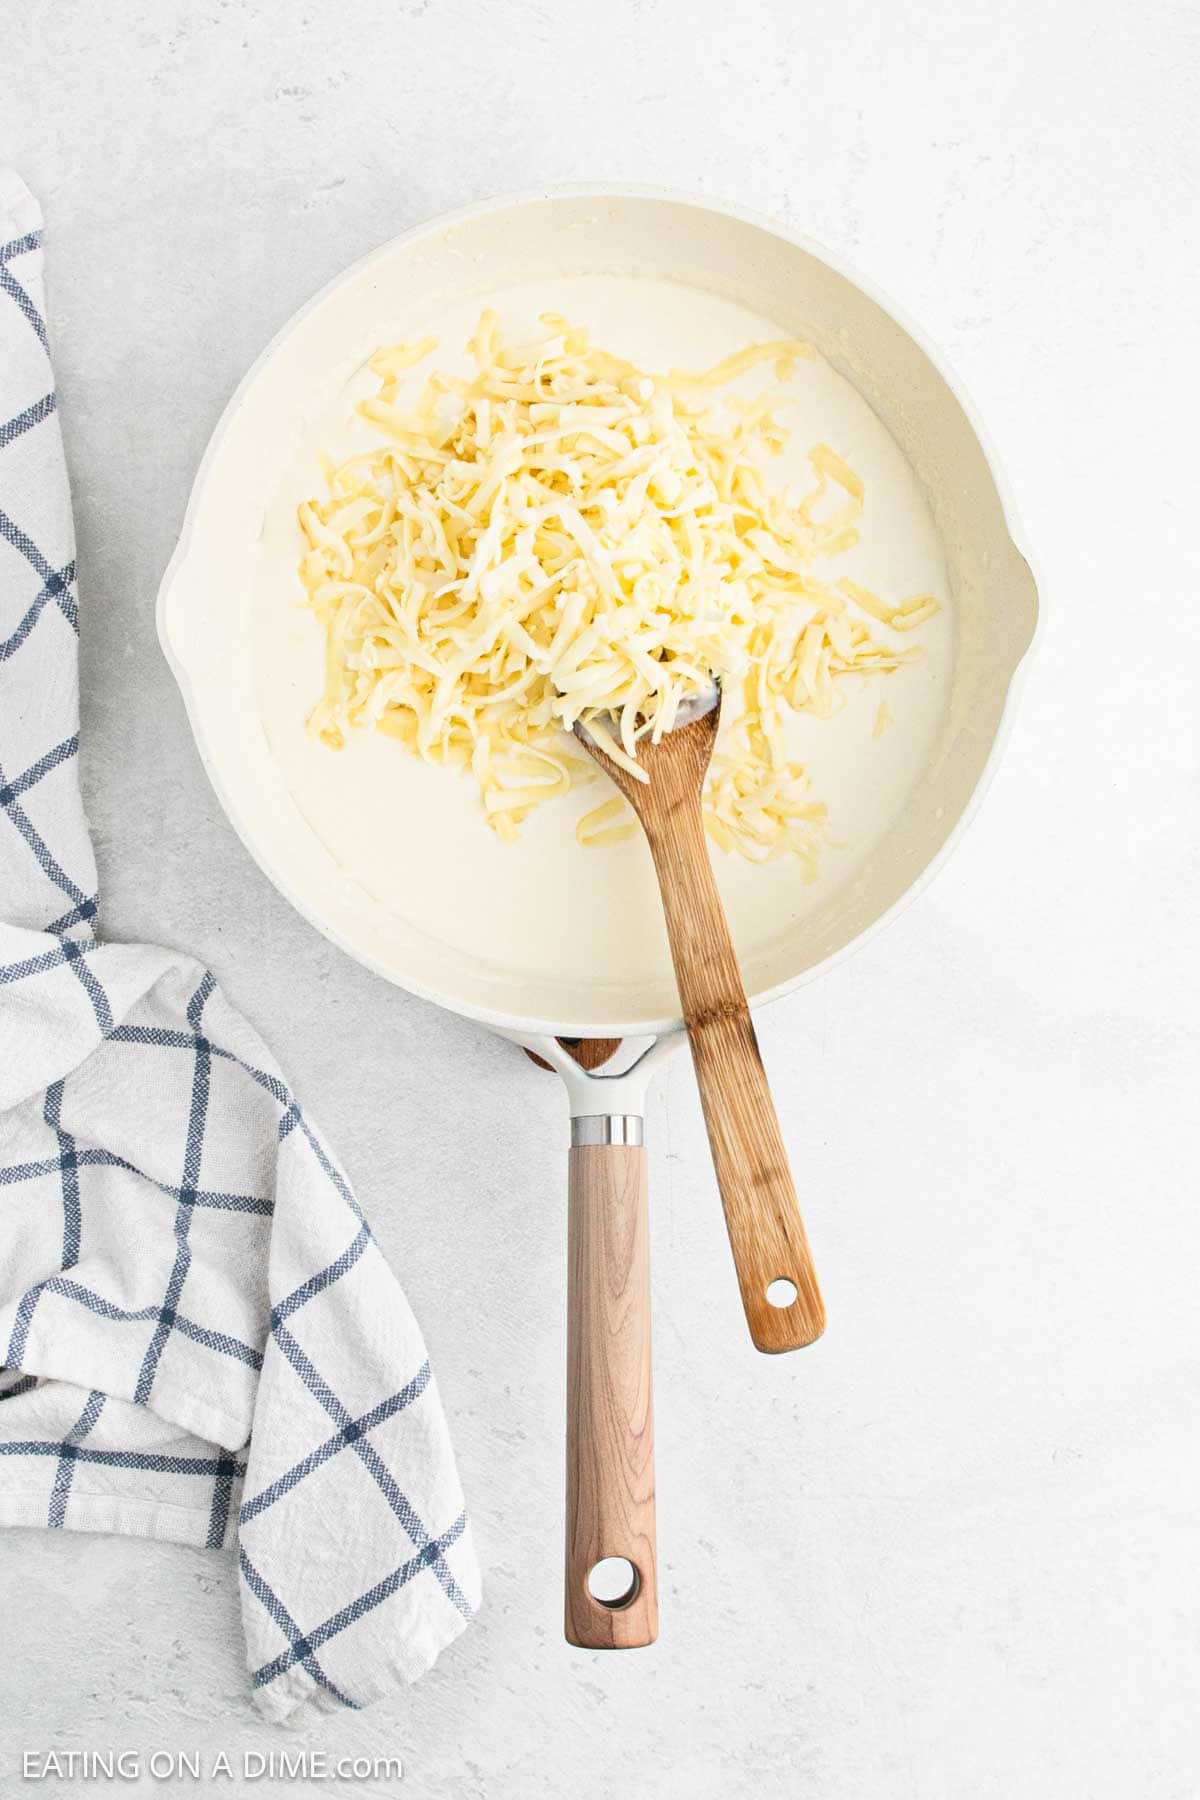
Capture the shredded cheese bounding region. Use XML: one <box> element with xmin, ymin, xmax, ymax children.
<box><xmin>576</xmin><ymin>795</ymin><xmax>639</xmax><ymax>850</ymax></box>
<box><xmin>297</xmin><ymin>312</ymin><xmax>940</xmax><ymax>867</ymax></box>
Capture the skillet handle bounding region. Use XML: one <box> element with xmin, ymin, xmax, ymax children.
<box><xmin>565</xmin><ymin>1134</ymin><xmax>658</xmax><ymax>1648</ymax></box>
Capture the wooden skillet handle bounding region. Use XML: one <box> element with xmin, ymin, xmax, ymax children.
<box><xmin>643</xmin><ymin>795</ymin><xmax>826</xmax><ymax>1354</ymax></box>
<box><xmin>565</xmin><ymin>1141</ymin><xmax>658</xmax><ymax>1647</ymax></box>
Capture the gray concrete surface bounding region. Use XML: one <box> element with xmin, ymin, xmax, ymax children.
<box><xmin>2</xmin><ymin>2</ymin><xmax>1198</xmax><ymax>1795</ymax></box>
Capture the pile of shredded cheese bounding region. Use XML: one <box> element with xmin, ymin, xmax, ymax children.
<box><xmin>297</xmin><ymin>311</ymin><xmax>939</xmax><ymax>871</ymax></box>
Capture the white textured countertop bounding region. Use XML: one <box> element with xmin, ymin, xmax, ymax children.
<box><xmin>3</xmin><ymin>3</ymin><xmax>1198</xmax><ymax>1796</ymax></box>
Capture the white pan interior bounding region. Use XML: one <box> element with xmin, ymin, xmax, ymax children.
<box><xmin>159</xmin><ymin>191</ymin><xmax>1038</xmax><ymax>1037</ymax></box>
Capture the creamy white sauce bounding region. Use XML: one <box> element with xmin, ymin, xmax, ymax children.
<box><xmin>254</xmin><ymin>275</ymin><xmax>953</xmax><ymax>997</ymax></box>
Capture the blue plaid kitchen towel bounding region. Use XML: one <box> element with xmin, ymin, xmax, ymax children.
<box><xmin>0</xmin><ymin>173</ymin><xmax>480</xmax><ymax>1719</ymax></box>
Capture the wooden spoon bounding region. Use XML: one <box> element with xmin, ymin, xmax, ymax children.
<box><xmin>577</xmin><ymin>690</ymin><xmax>825</xmax><ymax>1353</ymax></box>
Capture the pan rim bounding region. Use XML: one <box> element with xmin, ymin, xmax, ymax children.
<box><xmin>157</xmin><ymin>182</ymin><xmax>1041</xmax><ymax>1040</ymax></box>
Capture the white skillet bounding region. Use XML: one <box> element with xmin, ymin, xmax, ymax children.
<box><xmin>158</xmin><ymin>187</ymin><xmax>1039</xmax><ymax>1648</ymax></box>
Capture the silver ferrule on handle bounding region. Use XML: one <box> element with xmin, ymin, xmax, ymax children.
<box><xmin>571</xmin><ymin>1114</ymin><xmax>645</xmax><ymax>1147</ymax></box>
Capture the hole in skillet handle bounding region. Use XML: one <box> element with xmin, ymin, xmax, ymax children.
<box><xmin>765</xmin><ymin>1278</ymin><xmax>799</xmax><ymax>1309</ymax></box>
<box><xmin>587</xmin><ymin>1557</ymin><xmax>640</xmax><ymax>1610</ymax></box>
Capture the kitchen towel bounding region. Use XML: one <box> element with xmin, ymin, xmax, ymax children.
<box><xmin>0</xmin><ymin>171</ymin><xmax>479</xmax><ymax>1721</ymax></box>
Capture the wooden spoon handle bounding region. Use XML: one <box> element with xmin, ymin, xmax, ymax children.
<box><xmin>565</xmin><ymin>1143</ymin><xmax>658</xmax><ymax>1648</ymax></box>
<box><xmin>645</xmin><ymin>800</ymin><xmax>826</xmax><ymax>1354</ymax></box>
